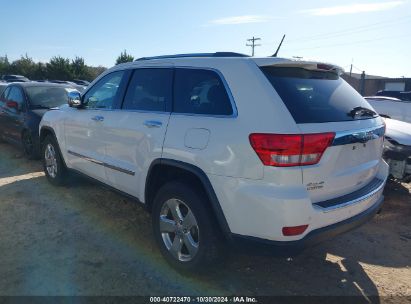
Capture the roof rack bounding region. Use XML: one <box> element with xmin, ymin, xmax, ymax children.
<box><xmin>135</xmin><ymin>52</ymin><xmax>249</xmax><ymax>61</ymax></box>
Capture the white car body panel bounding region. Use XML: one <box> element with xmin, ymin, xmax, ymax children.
<box><xmin>102</xmin><ymin>110</ymin><xmax>171</xmax><ymax>198</ymax></box>
<box><xmin>297</xmin><ymin>119</ymin><xmax>384</xmax><ymax>203</ymax></box>
<box><xmin>209</xmin><ymin>159</ymin><xmax>388</xmax><ymax>241</ymax></box>
<box><xmin>385</xmin><ymin>118</ymin><xmax>411</xmax><ymax>145</ymax></box>
<box><xmin>64</xmin><ymin>108</ymin><xmax>108</xmax><ymax>182</ymax></box>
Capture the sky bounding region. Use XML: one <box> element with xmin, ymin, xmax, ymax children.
<box><xmin>1</xmin><ymin>0</ymin><xmax>410</xmax><ymax>77</ymax></box>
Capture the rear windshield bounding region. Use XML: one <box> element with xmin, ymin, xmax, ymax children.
<box><xmin>261</xmin><ymin>67</ymin><xmax>377</xmax><ymax>123</ymax></box>
<box><xmin>26</xmin><ymin>86</ymin><xmax>76</xmax><ymax>109</ymax></box>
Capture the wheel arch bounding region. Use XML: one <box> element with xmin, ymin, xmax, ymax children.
<box><xmin>39</xmin><ymin>126</ymin><xmax>68</xmax><ymax>168</ymax></box>
<box><xmin>39</xmin><ymin>126</ymin><xmax>57</xmax><ymax>144</ymax></box>
<box><xmin>145</xmin><ymin>158</ymin><xmax>232</xmax><ymax>239</ymax></box>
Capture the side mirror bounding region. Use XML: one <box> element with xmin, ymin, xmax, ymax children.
<box><xmin>68</xmin><ymin>91</ymin><xmax>82</xmax><ymax>108</ymax></box>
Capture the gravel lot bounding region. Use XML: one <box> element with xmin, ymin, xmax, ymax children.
<box><xmin>0</xmin><ymin>142</ymin><xmax>410</xmax><ymax>299</ymax></box>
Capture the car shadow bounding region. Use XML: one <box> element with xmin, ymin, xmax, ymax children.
<box><xmin>0</xmin><ymin>143</ymin><xmax>46</xmax><ymax>179</ymax></box>
<box><xmin>198</xmin><ymin>249</ymin><xmax>381</xmax><ymax>300</ymax></box>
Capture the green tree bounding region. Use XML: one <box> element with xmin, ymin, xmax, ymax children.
<box><xmin>87</xmin><ymin>66</ymin><xmax>107</xmax><ymax>81</ymax></box>
<box><xmin>10</xmin><ymin>54</ymin><xmax>36</xmax><ymax>78</ymax></box>
<box><xmin>71</xmin><ymin>56</ymin><xmax>89</xmax><ymax>79</ymax></box>
<box><xmin>32</xmin><ymin>62</ymin><xmax>47</xmax><ymax>80</ymax></box>
<box><xmin>47</xmin><ymin>56</ymin><xmax>73</xmax><ymax>80</ymax></box>
<box><xmin>0</xmin><ymin>55</ymin><xmax>10</xmax><ymax>76</ymax></box>
<box><xmin>115</xmin><ymin>50</ymin><xmax>134</xmax><ymax>65</ymax></box>
<box><xmin>0</xmin><ymin>54</ymin><xmax>105</xmax><ymax>82</ymax></box>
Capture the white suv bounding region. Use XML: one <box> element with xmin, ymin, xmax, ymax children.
<box><xmin>39</xmin><ymin>53</ymin><xmax>389</xmax><ymax>271</ymax></box>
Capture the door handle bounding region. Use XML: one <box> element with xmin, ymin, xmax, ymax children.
<box><xmin>143</xmin><ymin>120</ymin><xmax>162</xmax><ymax>128</ymax></box>
<box><xmin>91</xmin><ymin>115</ymin><xmax>104</xmax><ymax>122</ymax></box>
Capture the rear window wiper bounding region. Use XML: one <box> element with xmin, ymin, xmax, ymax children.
<box><xmin>347</xmin><ymin>106</ymin><xmax>377</xmax><ymax>119</ymax></box>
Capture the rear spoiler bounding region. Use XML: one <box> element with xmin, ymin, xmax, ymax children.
<box><xmin>252</xmin><ymin>58</ymin><xmax>345</xmax><ymax>76</ymax></box>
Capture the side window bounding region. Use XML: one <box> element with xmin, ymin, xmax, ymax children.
<box><xmin>122</xmin><ymin>68</ymin><xmax>172</xmax><ymax>112</ymax></box>
<box><xmin>0</xmin><ymin>87</ymin><xmax>11</xmax><ymax>109</ymax></box>
<box><xmin>1</xmin><ymin>87</ymin><xmax>11</xmax><ymax>100</ymax></box>
<box><xmin>173</xmin><ymin>69</ymin><xmax>233</xmax><ymax>116</ymax></box>
<box><xmin>83</xmin><ymin>71</ymin><xmax>125</xmax><ymax>109</ymax></box>
<box><xmin>6</xmin><ymin>86</ymin><xmax>25</xmax><ymax>112</ymax></box>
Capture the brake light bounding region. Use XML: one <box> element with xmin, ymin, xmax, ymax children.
<box><xmin>249</xmin><ymin>133</ymin><xmax>335</xmax><ymax>167</ymax></box>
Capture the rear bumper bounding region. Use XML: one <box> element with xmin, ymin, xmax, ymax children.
<box><xmin>208</xmin><ymin>160</ymin><xmax>389</xmax><ymax>247</ymax></box>
<box><xmin>230</xmin><ymin>194</ymin><xmax>384</xmax><ymax>256</ymax></box>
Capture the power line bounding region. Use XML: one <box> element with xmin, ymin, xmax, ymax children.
<box><xmin>246</xmin><ymin>36</ymin><xmax>261</xmax><ymax>56</ymax></box>
<box><xmin>287</xmin><ymin>33</ymin><xmax>411</xmax><ymax>52</ymax></box>
<box><xmin>286</xmin><ymin>14</ymin><xmax>411</xmax><ymax>43</ymax></box>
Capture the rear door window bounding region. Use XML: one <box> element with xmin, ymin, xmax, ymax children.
<box><xmin>122</xmin><ymin>68</ymin><xmax>172</xmax><ymax>112</ymax></box>
<box><xmin>173</xmin><ymin>69</ymin><xmax>233</xmax><ymax>116</ymax></box>
<box><xmin>261</xmin><ymin>67</ymin><xmax>377</xmax><ymax>123</ymax></box>
<box><xmin>6</xmin><ymin>86</ymin><xmax>25</xmax><ymax>112</ymax></box>
<box><xmin>0</xmin><ymin>87</ymin><xmax>11</xmax><ymax>110</ymax></box>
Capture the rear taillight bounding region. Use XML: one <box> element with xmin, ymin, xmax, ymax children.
<box><xmin>249</xmin><ymin>133</ymin><xmax>335</xmax><ymax>167</ymax></box>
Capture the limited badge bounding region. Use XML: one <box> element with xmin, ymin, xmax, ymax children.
<box><xmin>307</xmin><ymin>181</ymin><xmax>325</xmax><ymax>190</ymax></box>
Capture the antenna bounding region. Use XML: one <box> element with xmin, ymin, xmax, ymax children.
<box><xmin>272</xmin><ymin>34</ymin><xmax>286</xmax><ymax>57</ymax></box>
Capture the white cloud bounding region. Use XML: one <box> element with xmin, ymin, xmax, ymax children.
<box><xmin>208</xmin><ymin>15</ymin><xmax>271</xmax><ymax>25</ymax></box>
<box><xmin>303</xmin><ymin>1</ymin><xmax>404</xmax><ymax>16</ymax></box>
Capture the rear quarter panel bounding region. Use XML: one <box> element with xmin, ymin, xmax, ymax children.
<box><xmin>161</xmin><ymin>59</ymin><xmax>302</xmax><ymax>180</ymax></box>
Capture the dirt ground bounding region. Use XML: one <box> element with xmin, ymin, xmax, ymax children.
<box><xmin>0</xmin><ymin>142</ymin><xmax>410</xmax><ymax>299</ymax></box>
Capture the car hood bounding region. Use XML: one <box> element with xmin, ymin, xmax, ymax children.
<box><xmin>385</xmin><ymin>118</ymin><xmax>411</xmax><ymax>146</ymax></box>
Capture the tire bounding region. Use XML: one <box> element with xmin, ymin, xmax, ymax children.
<box><xmin>42</xmin><ymin>135</ymin><xmax>67</xmax><ymax>186</ymax></box>
<box><xmin>22</xmin><ymin>131</ymin><xmax>39</xmax><ymax>160</ymax></box>
<box><xmin>152</xmin><ymin>181</ymin><xmax>224</xmax><ymax>273</ymax></box>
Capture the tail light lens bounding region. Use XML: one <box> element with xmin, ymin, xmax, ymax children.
<box><xmin>249</xmin><ymin>133</ymin><xmax>335</xmax><ymax>167</ymax></box>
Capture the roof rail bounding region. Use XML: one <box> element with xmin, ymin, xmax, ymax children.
<box><xmin>135</xmin><ymin>52</ymin><xmax>249</xmax><ymax>61</ymax></box>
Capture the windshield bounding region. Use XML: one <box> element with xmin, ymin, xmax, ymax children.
<box><xmin>261</xmin><ymin>67</ymin><xmax>378</xmax><ymax>123</ymax></box>
<box><xmin>26</xmin><ymin>86</ymin><xmax>76</xmax><ymax>108</ymax></box>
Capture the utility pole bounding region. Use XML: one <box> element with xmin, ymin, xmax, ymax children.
<box><xmin>350</xmin><ymin>58</ymin><xmax>353</xmax><ymax>77</ymax></box>
<box><xmin>246</xmin><ymin>36</ymin><xmax>261</xmax><ymax>56</ymax></box>
<box><xmin>360</xmin><ymin>71</ymin><xmax>366</xmax><ymax>96</ymax></box>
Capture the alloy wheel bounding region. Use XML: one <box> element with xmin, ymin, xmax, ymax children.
<box><xmin>44</xmin><ymin>143</ymin><xmax>58</xmax><ymax>178</ymax></box>
<box><xmin>159</xmin><ymin>198</ymin><xmax>200</xmax><ymax>262</ymax></box>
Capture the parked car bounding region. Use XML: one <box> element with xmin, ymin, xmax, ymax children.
<box><xmin>375</xmin><ymin>90</ymin><xmax>411</xmax><ymax>101</ymax></box>
<box><xmin>383</xmin><ymin>118</ymin><xmax>411</xmax><ymax>182</ymax></box>
<box><xmin>72</xmin><ymin>79</ymin><xmax>90</xmax><ymax>86</ymax></box>
<box><xmin>48</xmin><ymin>80</ymin><xmax>76</xmax><ymax>85</ymax></box>
<box><xmin>0</xmin><ymin>82</ymin><xmax>78</xmax><ymax>158</ymax></box>
<box><xmin>39</xmin><ymin>53</ymin><xmax>388</xmax><ymax>272</ymax></box>
<box><xmin>47</xmin><ymin>80</ymin><xmax>86</xmax><ymax>93</ymax></box>
<box><xmin>1</xmin><ymin>74</ymin><xmax>30</xmax><ymax>83</ymax></box>
<box><xmin>365</xmin><ymin>96</ymin><xmax>411</xmax><ymax>123</ymax></box>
